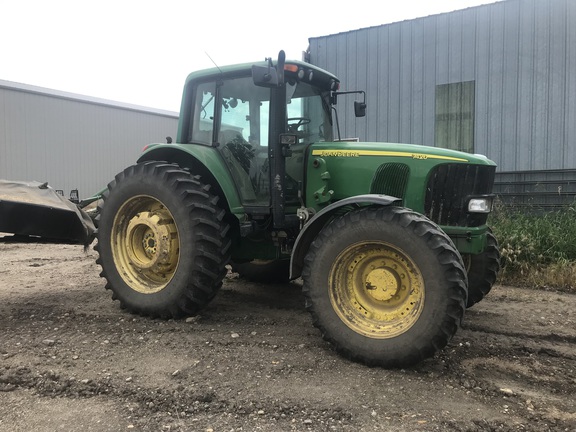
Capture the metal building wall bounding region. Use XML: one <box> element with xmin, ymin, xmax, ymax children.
<box><xmin>308</xmin><ymin>0</ymin><xmax>576</xmax><ymax>174</ymax></box>
<box><xmin>0</xmin><ymin>80</ymin><xmax>179</xmax><ymax>198</ymax></box>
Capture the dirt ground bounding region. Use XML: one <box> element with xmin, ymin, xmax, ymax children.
<box><xmin>0</xmin><ymin>239</ymin><xmax>575</xmax><ymax>432</ymax></box>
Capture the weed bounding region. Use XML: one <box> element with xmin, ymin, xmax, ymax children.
<box><xmin>490</xmin><ymin>201</ymin><xmax>576</xmax><ymax>292</ymax></box>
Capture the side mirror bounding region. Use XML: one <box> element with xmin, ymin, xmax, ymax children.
<box><xmin>252</xmin><ymin>50</ymin><xmax>286</xmax><ymax>88</ymax></box>
<box><xmin>252</xmin><ymin>64</ymin><xmax>279</xmax><ymax>87</ymax></box>
<box><xmin>354</xmin><ymin>101</ymin><xmax>367</xmax><ymax>117</ymax></box>
<box><xmin>331</xmin><ymin>90</ymin><xmax>367</xmax><ymax>117</ymax></box>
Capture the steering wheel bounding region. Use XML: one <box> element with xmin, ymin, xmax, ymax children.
<box><xmin>287</xmin><ymin>117</ymin><xmax>311</xmax><ymax>132</ymax></box>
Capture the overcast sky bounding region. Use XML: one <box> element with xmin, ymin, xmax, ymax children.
<box><xmin>1</xmin><ymin>0</ymin><xmax>501</xmax><ymax>112</ymax></box>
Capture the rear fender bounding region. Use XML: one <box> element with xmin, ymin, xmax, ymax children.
<box><xmin>290</xmin><ymin>194</ymin><xmax>401</xmax><ymax>279</ymax></box>
<box><xmin>137</xmin><ymin>144</ymin><xmax>244</xmax><ymax>215</ymax></box>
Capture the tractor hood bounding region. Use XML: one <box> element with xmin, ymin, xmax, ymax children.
<box><xmin>310</xmin><ymin>141</ymin><xmax>496</xmax><ymax>166</ymax></box>
<box><xmin>304</xmin><ymin>141</ymin><xmax>497</xmax><ymax>215</ymax></box>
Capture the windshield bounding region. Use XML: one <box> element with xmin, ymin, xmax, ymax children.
<box><xmin>188</xmin><ymin>74</ymin><xmax>333</xmax><ymax>206</ymax></box>
<box><xmin>189</xmin><ymin>76</ymin><xmax>333</xmax><ymax>146</ymax></box>
<box><xmin>285</xmin><ymin>78</ymin><xmax>333</xmax><ymax>144</ymax></box>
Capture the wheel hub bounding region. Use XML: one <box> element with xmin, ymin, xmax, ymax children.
<box><xmin>142</xmin><ymin>232</ymin><xmax>156</xmax><ymax>256</ymax></box>
<box><xmin>365</xmin><ymin>268</ymin><xmax>398</xmax><ymax>302</ymax></box>
<box><xmin>125</xmin><ymin>211</ymin><xmax>178</xmax><ymax>273</ymax></box>
<box><xmin>330</xmin><ymin>242</ymin><xmax>425</xmax><ymax>339</ymax></box>
<box><xmin>112</xmin><ymin>196</ymin><xmax>180</xmax><ymax>293</ymax></box>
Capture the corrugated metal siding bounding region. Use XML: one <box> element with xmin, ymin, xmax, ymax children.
<box><xmin>494</xmin><ymin>169</ymin><xmax>576</xmax><ymax>208</ymax></box>
<box><xmin>308</xmin><ymin>0</ymin><xmax>576</xmax><ymax>172</ymax></box>
<box><xmin>0</xmin><ymin>82</ymin><xmax>178</xmax><ymax>197</ymax></box>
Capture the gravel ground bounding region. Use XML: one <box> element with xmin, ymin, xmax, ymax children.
<box><xmin>0</xmin><ymin>239</ymin><xmax>575</xmax><ymax>431</ymax></box>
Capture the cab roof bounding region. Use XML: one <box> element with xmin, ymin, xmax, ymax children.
<box><xmin>183</xmin><ymin>59</ymin><xmax>339</xmax><ymax>87</ymax></box>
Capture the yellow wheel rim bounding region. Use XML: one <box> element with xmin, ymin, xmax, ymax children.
<box><xmin>111</xmin><ymin>195</ymin><xmax>179</xmax><ymax>293</ymax></box>
<box><xmin>329</xmin><ymin>241</ymin><xmax>425</xmax><ymax>339</ymax></box>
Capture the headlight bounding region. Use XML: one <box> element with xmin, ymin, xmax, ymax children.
<box><xmin>468</xmin><ymin>197</ymin><xmax>493</xmax><ymax>213</ymax></box>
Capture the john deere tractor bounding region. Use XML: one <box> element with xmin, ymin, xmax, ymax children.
<box><xmin>95</xmin><ymin>51</ymin><xmax>500</xmax><ymax>367</ymax></box>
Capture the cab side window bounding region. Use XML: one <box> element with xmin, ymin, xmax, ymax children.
<box><xmin>190</xmin><ymin>82</ymin><xmax>216</xmax><ymax>145</ymax></box>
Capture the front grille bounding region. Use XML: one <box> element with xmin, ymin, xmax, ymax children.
<box><xmin>425</xmin><ymin>164</ymin><xmax>496</xmax><ymax>227</ymax></box>
<box><xmin>370</xmin><ymin>163</ymin><xmax>410</xmax><ymax>198</ymax></box>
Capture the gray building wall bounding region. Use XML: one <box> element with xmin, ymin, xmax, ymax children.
<box><xmin>308</xmin><ymin>0</ymin><xmax>576</xmax><ymax>174</ymax></box>
<box><xmin>0</xmin><ymin>80</ymin><xmax>179</xmax><ymax>198</ymax></box>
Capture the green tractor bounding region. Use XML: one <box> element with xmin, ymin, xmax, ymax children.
<box><xmin>95</xmin><ymin>51</ymin><xmax>500</xmax><ymax>367</ymax></box>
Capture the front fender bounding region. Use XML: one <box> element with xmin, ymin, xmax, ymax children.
<box><xmin>137</xmin><ymin>144</ymin><xmax>244</xmax><ymax>215</ymax></box>
<box><xmin>290</xmin><ymin>194</ymin><xmax>401</xmax><ymax>279</ymax></box>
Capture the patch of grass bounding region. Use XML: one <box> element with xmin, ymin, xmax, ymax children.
<box><xmin>490</xmin><ymin>202</ymin><xmax>576</xmax><ymax>292</ymax></box>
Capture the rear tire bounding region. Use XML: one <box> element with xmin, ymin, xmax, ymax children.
<box><xmin>302</xmin><ymin>206</ymin><xmax>467</xmax><ymax>368</ymax></box>
<box><xmin>465</xmin><ymin>231</ymin><xmax>500</xmax><ymax>308</ymax></box>
<box><xmin>95</xmin><ymin>161</ymin><xmax>231</xmax><ymax>318</ymax></box>
<box><xmin>231</xmin><ymin>259</ymin><xmax>290</xmax><ymax>283</ymax></box>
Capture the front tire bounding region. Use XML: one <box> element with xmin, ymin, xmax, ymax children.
<box><xmin>302</xmin><ymin>206</ymin><xmax>467</xmax><ymax>368</ymax></box>
<box><xmin>464</xmin><ymin>231</ymin><xmax>500</xmax><ymax>308</ymax></box>
<box><xmin>95</xmin><ymin>161</ymin><xmax>231</xmax><ymax>318</ymax></box>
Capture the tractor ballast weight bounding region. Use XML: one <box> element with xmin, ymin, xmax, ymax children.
<box><xmin>95</xmin><ymin>51</ymin><xmax>500</xmax><ymax>367</ymax></box>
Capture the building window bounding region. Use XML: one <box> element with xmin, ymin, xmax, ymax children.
<box><xmin>435</xmin><ymin>81</ymin><xmax>475</xmax><ymax>153</ymax></box>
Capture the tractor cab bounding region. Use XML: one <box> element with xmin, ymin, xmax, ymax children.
<box><xmin>176</xmin><ymin>53</ymin><xmax>354</xmax><ymax>227</ymax></box>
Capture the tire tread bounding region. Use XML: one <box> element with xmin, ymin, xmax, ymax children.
<box><xmin>95</xmin><ymin>161</ymin><xmax>231</xmax><ymax>318</ymax></box>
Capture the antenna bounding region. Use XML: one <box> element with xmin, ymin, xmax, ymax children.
<box><xmin>205</xmin><ymin>52</ymin><xmax>223</xmax><ymax>74</ymax></box>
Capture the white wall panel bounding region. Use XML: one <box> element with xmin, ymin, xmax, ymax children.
<box><xmin>0</xmin><ymin>81</ymin><xmax>178</xmax><ymax>198</ymax></box>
